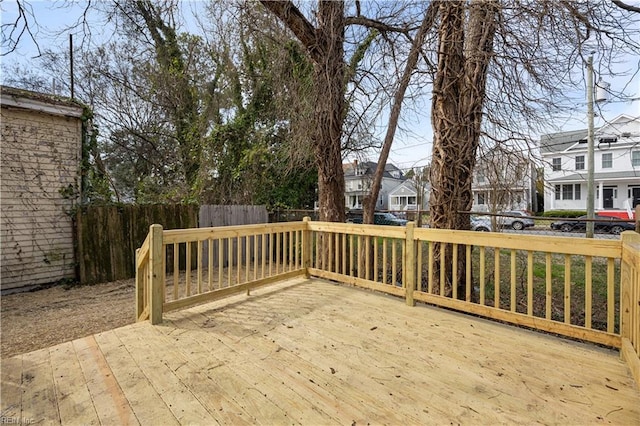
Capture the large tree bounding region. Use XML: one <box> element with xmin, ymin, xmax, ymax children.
<box><xmin>259</xmin><ymin>1</ymin><xmax>418</xmax><ymax>222</ymax></box>
<box><xmin>259</xmin><ymin>1</ymin><xmax>347</xmax><ymax>222</ymax></box>
<box><xmin>427</xmin><ymin>0</ymin><xmax>640</xmax><ymax>296</ymax></box>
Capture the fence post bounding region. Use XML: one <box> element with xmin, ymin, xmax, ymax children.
<box><xmin>405</xmin><ymin>222</ymin><xmax>416</xmax><ymax>307</ymax></box>
<box><xmin>149</xmin><ymin>224</ymin><xmax>164</xmax><ymax>325</ymax></box>
<box><xmin>303</xmin><ymin>217</ymin><xmax>311</xmax><ymax>278</ymax></box>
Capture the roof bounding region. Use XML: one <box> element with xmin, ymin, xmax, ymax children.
<box><xmin>343</xmin><ymin>161</ymin><xmax>404</xmax><ymax>180</ymax></box>
<box><xmin>548</xmin><ymin>170</ymin><xmax>640</xmax><ymax>183</ymax></box>
<box><xmin>540</xmin><ymin>114</ymin><xmax>640</xmax><ymax>154</ymax></box>
<box><xmin>388</xmin><ymin>180</ymin><xmax>419</xmax><ymax>195</ymax></box>
<box><xmin>540</xmin><ymin>129</ymin><xmax>589</xmax><ymax>154</ymax></box>
<box><xmin>1</xmin><ymin>85</ymin><xmax>84</xmax><ymax>118</ymax></box>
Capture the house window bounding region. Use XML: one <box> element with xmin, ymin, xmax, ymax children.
<box><xmin>574</xmin><ymin>184</ymin><xmax>581</xmax><ymax>200</ymax></box>
<box><xmin>552</xmin><ymin>158</ymin><xmax>561</xmax><ymax>171</ymax></box>
<box><xmin>562</xmin><ymin>184</ymin><xmax>573</xmax><ymax>200</ymax></box>
<box><xmin>477</xmin><ymin>173</ymin><xmax>485</xmax><ymax>183</ymax></box>
<box><xmin>575</xmin><ymin>155</ymin><xmax>585</xmax><ymax>170</ymax></box>
<box><xmin>632</xmin><ymin>150</ymin><xmax>640</xmax><ymax>167</ymax></box>
<box><xmin>555</xmin><ymin>185</ymin><xmax>561</xmax><ymax>200</ymax></box>
<box><xmin>477</xmin><ymin>193</ymin><xmax>485</xmax><ymax>205</ymax></box>
<box><xmin>602</xmin><ymin>153</ymin><xmax>612</xmax><ymax>168</ymax></box>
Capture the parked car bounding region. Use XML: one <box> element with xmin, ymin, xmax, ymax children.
<box><xmin>471</xmin><ymin>216</ymin><xmax>493</xmax><ymax>232</ymax></box>
<box><xmin>550</xmin><ymin>214</ymin><xmax>635</xmax><ymax>235</ymax></box>
<box><xmin>347</xmin><ymin>211</ymin><xmax>408</xmax><ymax>226</ymax></box>
<box><xmin>497</xmin><ymin>211</ymin><xmax>535</xmax><ymax>230</ymax></box>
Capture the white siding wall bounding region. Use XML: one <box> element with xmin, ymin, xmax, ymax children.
<box><xmin>544</xmin><ymin>144</ymin><xmax>639</xmax><ymax>211</ymax></box>
<box><xmin>1</xmin><ymin>107</ymin><xmax>81</xmax><ymax>289</ymax></box>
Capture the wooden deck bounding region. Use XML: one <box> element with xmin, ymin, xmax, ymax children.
<box><xmin>2</xmin><ymin>277</ymin><xmax>639</xmax><ymax>425</ymax></box>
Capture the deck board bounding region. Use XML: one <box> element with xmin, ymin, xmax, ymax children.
<box><xmin>49</xmin><ymin>341</ymin><xmax>100</xmax><ymax>425</ymax></box>
<box><xmin>72</xmin><ymin>336</ymin><xmax>138</xmax><ymax>425</ymax></box>
<box><xmin>92</xmin><ymin>331</ymin><xmax>177</xmax><ymax>425</ymax></box>
<box><xmin>1</xmin><ymin>354</ymin><xmax>22</xmax><ymax>422</ymax></box>
<box><xmin>2</xmin><ymin>277</ymin><xmax>639</xmax><ymax>425</ymax></box>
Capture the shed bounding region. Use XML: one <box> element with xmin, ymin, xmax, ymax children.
<box><xmin>1</xmin><ymin>86</ymin><xmax>84</xmax><ymax>290</ymax></box>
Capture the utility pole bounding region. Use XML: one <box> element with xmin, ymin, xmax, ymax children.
<box><xmin>70</xmin><ymin>33</ymin><xmax>75</xmax><ymax>100</ymax></box>
<box><xmin>586</xmin><ymin>55</ymin><xmax>595</xmax><ymax>238</ymax></box>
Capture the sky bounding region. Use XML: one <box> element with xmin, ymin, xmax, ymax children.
<box><xmin>2</xmin><ymin>0</ymin><xmax>639</xmax><ymax>173</ymax></box>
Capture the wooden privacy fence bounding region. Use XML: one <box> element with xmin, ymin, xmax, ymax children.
<box><xmin>200</xmin><ymin>205</ymin><xmax>268</xmax><ymax>227</ymax></box>
<box><xmin>135</xmin><ymin>219</ymin><xmax>640</xmax><ymax>385</ymax></box>
<box><xmin>76</xmin><ymin>204</ymin><xmax>198</xmax><ymax>284</ymax></box>
<box><xmin>76</xmin><ymin>204</ymin><xmax>267</xmax><ymax>284</ymax></box>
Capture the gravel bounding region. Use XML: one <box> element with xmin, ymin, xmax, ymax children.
<box><xmin>1</xmin><ymin>279</ymin><xmax>136</xmax><ymax>359</ymax></box>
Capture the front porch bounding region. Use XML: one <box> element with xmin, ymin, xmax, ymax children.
<box><xmin>2</xmin><ymin>277</ymin><xmax>639</xmax><ymax>424</ymax></box>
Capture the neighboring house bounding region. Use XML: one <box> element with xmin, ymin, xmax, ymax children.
<box><xmin>388</xmin><ymin>180</ymin><xmax>430</xmax><ymax>212</ymax></box>
<box><xmin>541</xmin><ymin>114</ymin><xmax>640</xmax><ymax>212</ymax></box>
<box><xmin>1</xmin><ymin>86</ymin><xmax>84</xmax><ymax>290</ymax></box>
<box><xmin>471</xmin><ymin>147</ymin><xmax>536</xmax><ymax>212</ymax></box>
<box><xmin>343</xmin><ymin>160</ymin><xmax>405</xmax><ymax>210</ymax></box>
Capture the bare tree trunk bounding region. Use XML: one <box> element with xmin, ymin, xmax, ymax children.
<box><xmin>261</xmin><ymin>0</ymin><xmax>346</xmax><ymax>223</ymax></box>
<box><xmin>314</xmin><ymin>1</ymin><xmax>346</xmax><ymax>223</ymax></box>
<box><xmin>430</xmin><ymin>0</ymin><xmax>497</xmax><ymax>297</ymax></box>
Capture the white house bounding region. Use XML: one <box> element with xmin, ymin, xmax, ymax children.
<box><xmin>344</xmin><ymin>161</ymin><xmax>404</xmax><ymax>210</ymax></box>
<box><xmin>541</xmin><ymin>114</ymin><xmax>640</xmax><ymax>213</ymax></box>
<box><xmin>388</xmin><ymin>180</ymin><xmax>430</xmax><ymax>212</ymax></box>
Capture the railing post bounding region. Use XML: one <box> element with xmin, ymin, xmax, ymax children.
<box><xmin>620</xmin><ymin>231</ymin><xmax>640</xmax><ymax>341</ymax></box>
<box><xmin>149</xmin><ymin>224</ymin><xmax>164</xmax><ymax>325</ymax></box>
<box><xmin>405</xmin><ymin>222</ymin><xmax>416</xmax><ymax>307</ymax></box>
<box><xmin>135</xmin><ymin>248</ymin><xmax>143</xmax><ymax>320</ymax></box>
<box><xmin>619</xmin><ymin>230</ymin><xmax>640</xmax><ymax>387</ymax></box>
<box><xmin>303</xmin><ymin>217</ymin><xmax>311</xmax><ymax>278</ymax></box>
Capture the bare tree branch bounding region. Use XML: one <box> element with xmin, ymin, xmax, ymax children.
<box><xmin>612</xmin><ymin>0</ymin><xmax>640</xmax><ymax>13</ymax></box>
<box><xmin>1</xmin><ymin>0</ymin><xmax>41</xmax><ymax>56</ymax></box>
<box><xmin>344</xmin><ymin>16</ymin><xmax>412</xmax><ymax>34</ymax></box>
<box><xmin>258</xmin><ymin>0</ymin><xmax>320</xmax><ymax>58</ymax></box>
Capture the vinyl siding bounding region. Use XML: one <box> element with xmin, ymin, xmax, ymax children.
<box><xmin>1</xmin><ymin>106</ymin><xmax>81</xmax><ymax>289</ymax></box>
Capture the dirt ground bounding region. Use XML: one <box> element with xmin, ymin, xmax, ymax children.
<box><xmin>1</xmin><ymin>279</ymin><xmax>136</xmax><ymax>359</ymax></box>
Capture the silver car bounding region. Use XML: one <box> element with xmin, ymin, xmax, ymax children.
<box><xmin>497</xmin><ymin>211</ymin><xmax>535</xmax><ymax>230</ymax></box>
<box><xmin>471</xmin><ymin>216</ymin><xmax>493</xmax><ymax>232</ymax></box>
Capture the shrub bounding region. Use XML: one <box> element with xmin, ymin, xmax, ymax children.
<box><xmin>542</xmin><ymin>210</ymin><xmax>586</xmax><ymax>218</ymax></box>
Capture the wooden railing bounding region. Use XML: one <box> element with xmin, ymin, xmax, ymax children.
<box><xmin>621</xmin><ymin>231</ymin><xmax>640</xmax><ymax>386</ymax></box>
<box><xmin>307</xmin><ymin>222</ymin><xmax>624</xmax><ymax>346</ymax></box>
<box><xmin>135</xmin><ymin>230</ymin><xmax>151</xmax><ymax>322</ymax></box>
<box><xmin>135</xmin><ymin>221</ymin><xmax>308</xmax><ymax>324</ymax></box>
<box><xmin>135</xmin><ymin>219</ymin><xmax>640</xmax><ymax>385</ymax></box>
